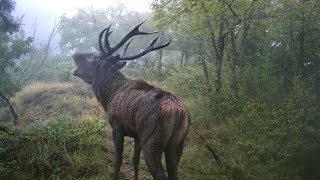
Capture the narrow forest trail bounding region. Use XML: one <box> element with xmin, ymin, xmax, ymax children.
<box><xmin>105</xmin><ymin>134</ymin><xmax>153</xmax><ymax>180</ymax></box>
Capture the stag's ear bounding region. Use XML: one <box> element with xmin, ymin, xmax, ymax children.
<box><xmin>108</xmin><ymin>55</ymin><xmax>120</xmax><ymax>64</ymax></box>
<box><xmin>114</xmin><ymin>61</ymin><xmax>127</xmax><ymax>69</ymax></box>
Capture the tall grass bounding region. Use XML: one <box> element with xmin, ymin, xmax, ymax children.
<box><xmin>1</xmin><ymin>82</ymin><xmax>105</xmax><ymax>125</ymax></box>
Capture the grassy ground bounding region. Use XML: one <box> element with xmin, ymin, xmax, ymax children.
<box><xmin>0</xmin><ymin>82</ymin><xmax>224</xmax><ymax>179</ymax></box>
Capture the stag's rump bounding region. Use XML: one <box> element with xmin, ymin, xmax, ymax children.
<box><xmin>110</xmin><ymin>80</ymin><xmax>190</xmax><ymax>148</ymax></box>
<box><xmin>155</xmin><ymin>91</ymin><xmax>190</xmax><ymax>146</ymax></box>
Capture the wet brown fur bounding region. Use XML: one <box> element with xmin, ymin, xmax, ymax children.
<box><xmin>73</xmin><ymin>53</ymin><xmax>190</xmax><ymax>180</ymax></box>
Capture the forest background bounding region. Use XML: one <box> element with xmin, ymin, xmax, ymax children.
<box><xmin>1</xmin><ymin>0</ymin><xmax>320</xmax><ymax>179</ymax></box>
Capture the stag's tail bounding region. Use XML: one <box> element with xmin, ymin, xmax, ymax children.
<box><xmin>157</xmin><ymin>92</ymin><xmax>190</xmax><ymax>147</ymax></box>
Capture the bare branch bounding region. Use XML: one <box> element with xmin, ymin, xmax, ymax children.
<box><xmin>18</xmin><ymin>19</ymin><xmax>38</xmax><ymax>82</ymax></box>
<box><xmin>244</xmin><ymin>0</ymin><xmax>256</xmax><ymax>17</ymax></box>
<box><xmin>21</xmin><ymin>20</ymin><xmax>59</xmax><ymax>84</ymax></box>
<box><xmin>199</xmin><ymin>0</ymin><xmax>218</xmax><ymax>54</ymax></box>
<box><xmin>222</xmin><ymin>0</ymin><xmax>239</xmax><ymax>18</ymax></box>
<box><xmin>191</xmin><ymin>126</ymin><xmax>222</xmax><ymax>166</ymax></box>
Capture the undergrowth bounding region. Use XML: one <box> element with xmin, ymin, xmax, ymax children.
<box><xmin>0</xmin><ymin>114</ymin><xmax>112</xmax><ymax>179</ymax></box>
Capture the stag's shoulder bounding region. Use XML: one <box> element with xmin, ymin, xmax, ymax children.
<box><xmin>119</xmin><ymin>79</ymin><xmax>180</xmax><ymax>102</ymax></box>
<box><xmin>120</xmin><ymin>79</ymin><xmax>155</xmax><ymax>92</ymax></box>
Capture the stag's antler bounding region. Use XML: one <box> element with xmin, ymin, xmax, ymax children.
<box><xmin>98</xmin><ymin>20</ymin><xmax>171</xmax><ymax>62</ymax></box>
<box><xmin>119</xmin><ymin>34</ymin><xmax>171</xmax><ymax>60</ymax></box>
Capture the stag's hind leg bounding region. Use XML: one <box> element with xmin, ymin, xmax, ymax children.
<box><xmin>142</xmin><ymin>139</ymin><xmax>167</xmax><ymax>180</ymax></box>
<box><xmin>165</xmin><ymin>141</ymin><xmax>185</xmax><ymax>180</ymax></box>
<box><xmin>132</xmin><ymin>139</ymin><xmax>141</xmax><ymax>180</ymax></box>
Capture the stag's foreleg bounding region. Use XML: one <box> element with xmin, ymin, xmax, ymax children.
<box><xmin>112</xmin><ymin>129</ymin><xmax>124</xmax><ymax>180</ymax></box>
<box><xmin>132</xmin><ymin>139</ymin><xmax>141</xmax><ymax>180</ymax></box>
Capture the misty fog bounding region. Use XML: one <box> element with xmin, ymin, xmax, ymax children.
<box><xmin>1</xmin><ymin>0</ymin><xmax>320</xmax><ymax>179</ymax></box>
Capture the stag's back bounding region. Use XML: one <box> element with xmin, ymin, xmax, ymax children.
<box><xmin>108</xmin><ymin>79</ymin><xmax>190</xmax><ymax>148</ymax></box>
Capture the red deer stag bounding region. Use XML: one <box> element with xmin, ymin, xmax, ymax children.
<box><xmin>72</xmin><ymin>20</ymin><xmax>190</xmax><ymax>180</ymax></box>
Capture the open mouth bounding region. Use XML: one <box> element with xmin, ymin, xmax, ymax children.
<box><xmin>72</xmin><ymin>69</ymin><xmax>78</xmax><ymax>76</ymax></box>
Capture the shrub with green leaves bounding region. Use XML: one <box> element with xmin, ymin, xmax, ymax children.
<box><xmin>1</xmin><ymin>115</ymin><xmax>112</xmax><ymax>179</ymax></box>
<box><xmin>233</xmin><ymin>93</ymin><xmax>320</xmax><ymax>179</ymax></box>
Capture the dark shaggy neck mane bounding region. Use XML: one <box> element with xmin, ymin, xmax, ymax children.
<box><xmin>92</xmin><ymin>68</ymin><xmax>128</xmax><ymax>108</ymax></box>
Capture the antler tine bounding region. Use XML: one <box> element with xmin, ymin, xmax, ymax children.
<box><xmin>122</xmin><ymin>38</ymin><xmax>133</xmax><ymax>56</ymax></box>
<box><xmin>97</xmin><ymin>20</ymin><xmax>169</xmax><ymax>61</ymax></box>
<box><xmin>98</xmin><ymin>28</ymin><xmax>108</xmax><ymax>56</ymax></box>
<box><xmin>135</xmin><ymin>19</ymin><xmax>162</xmax><ymax>35</ymax></box>
<box><xmin>104</xmin><ymin>24</ymin><xmax>113</xmax><ymax>55</ymax></box>
<box><xmin>111</xmin><ymin>19</ymin><xmax>160</xmax><ymax>55</ymax></box>
<box><xmin>149</xmin><ymin>33</ymin><xmax>161</xmax><ymax>47</ymax></box>
<box><xmin>119</xmin><ymin>33</ymin><xmax>171</xmax><ymax>61</ymax></box>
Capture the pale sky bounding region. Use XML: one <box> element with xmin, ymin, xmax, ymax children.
<box><xmin>14</xmin><ymin>0</ymin><xmax>153</xmax><ymax>41</ymax></box>
<box><xmin>16</xmin><ymin>0</ymin><xmax>153</xmax><ymax>17</ymax></box>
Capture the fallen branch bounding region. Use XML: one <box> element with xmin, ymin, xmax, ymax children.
<box><xmin>191</xmin><ymin>126</ymin><xmax>222</xmax><ymax>166</ymax></box>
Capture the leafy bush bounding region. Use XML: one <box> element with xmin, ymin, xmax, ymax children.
<box><xmin>1</xmin><ymin>115</ymin><xmax>112</xmax><ymax>179</ymax></box>
<box><xmin>0</xmin><ymin>125</ymin><xmax>24</xmax><ymax>179</ymax></box>
<box><xmin>233</xmin><ymin>92</ymin><xmax>320</xmax><ymax>179</ymax></box>
<box><xmin>164</xmin><ymin>63</ymin><xmax>211</xmax><ymax>98</ymax></box>
<box><xmin>149</xmin><ymin>61</ymin><xmax>320</xmax><ymax>179</ymax></box>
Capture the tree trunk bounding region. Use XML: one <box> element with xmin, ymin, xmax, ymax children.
<box><xmin>184</xmin><ymin>52</ymin><xmax>189</xmax><ymax>66</ymax></box>
<box><xmin>157</xmin><ymin>49</ymin><xmax>163</xmax><ymax>81</ymax></box>
<box><xmin>229</xmin><ymin>27</ymin><xmax>238</xmax><ymax>98</ymax></box>
<box><xmin>180</xmin><ymin>51</ymin><xmax>185</xmax><ymax>67</ymax></box>
<box><xmin>199</xmin><ymin>0</ymin><xmax>226</xmax><ymax>97</ymax></box>
<box><xmin>0</xmin><ymin>91</ymin><xmax>18</xmax><ymax>125</ymax></box>
<box><xmin>281</xmin><ymin>23</ymin><xmax>295</xmax><ymax>92</ymax></box>
<box><xmin>297</xmin><ymin>0</ymin><xmax>306</xmax><ymax>78</ymax></box>
<box><xmin>214</xmin><ymin>16</ymin><xmax>225</xmax><ymax>95</ymax></box>
<box><xmin>239</xmin><ymin>22</ymin><xmax>249</xmax><ymax>78</ymax></box>
<box><xmin>199</xmin><ymin>40</ymin><xmax>209</xmax><ymax>84</ymax></box>
<box><xmin>298</xmin><ymin>23</ymin><xmax>305</xmax><ymax>78</ymax></box>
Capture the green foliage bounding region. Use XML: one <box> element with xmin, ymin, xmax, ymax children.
<box><xmin>0</xmin><ymin>0</ymin><xmax>19</xmax><ymax>32</ymax></box>
<box><xmin>0</xmin><ymin>0</ymin><xmax>32</xmax><ymax>100</ymax></box>
<box><xmin>136</xmin><ymin>54</ymin><xmax>319</xmax><ymax>179</ymax></box>
<box><xmin>19</xmin><ymin>115</ymin><xmax>111</xmax><ymax>179</ymax></box>
<box><xmin>0</xmin><ymin>115</ymin><xmax>112</xmax><ymax>179</ymax></box>
<box><xmin>0</xmin><ymin>33</ymin><xmax>32</xmax><ymax>96</ymax></box>
<box><xmin>150</xmin><ymin>0</ymin><xmax>320</xmax><ymax>178</ymax></box>
<box><xmin>2</xmin><ymin>0</ymin><xmax>320</xmax><ymax>179</ymax></box>
<box><xmin>232</xmin><ymin>89</ymin><xmax>320</xmax><ymax>179</ymax></box>
<box><xmin>164</xmin><ymin>63</ymin><xmax>210</xmax><ymax>97</ymax></box>
<box><xmin>0</xmin><ymin>125</ymin><xmax>24</xmax><ymax>179</ymax></box>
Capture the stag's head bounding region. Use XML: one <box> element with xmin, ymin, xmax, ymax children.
<box><xmin>72</xmin><ymin>20</ymin><xmax>171</xmax><ymax>85</ymax></box>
